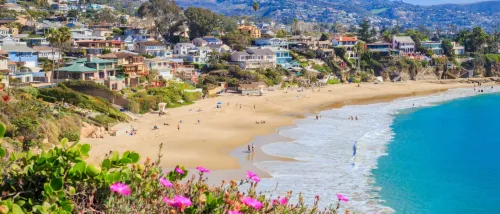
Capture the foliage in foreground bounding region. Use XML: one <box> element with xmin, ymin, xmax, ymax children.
<box><xmin>0</xmin><ymin>123</ymin><xmax>349</xmax><ymax>213</ymax></box>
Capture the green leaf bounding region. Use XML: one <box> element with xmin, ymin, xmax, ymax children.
<box><xmin>128</xmin><ymin>152</ymin><xmax>140</xmax><ymax>163</ymax></box>
<box><xmin>50</xmin><ymin>178</ymin><xmax>63</xmax><ymax>191</ymax></box>
<box><xmin>43</xmin><ymin>183</ymin><xmax>54</xmax><ymax>196</ymax></box>
<box><xmin>68</xmin><ymin>186</ymin><xmax>76</xmax><ymax>195</ymax></box>
<box><xmin>112</xmin><ymin>171</ymin><xmax>121</xmax><ymax>183</ymax></box>
<box><xmin>110</xmin><ymin>151</ymin><xmax>119</xmax><ymax>162</ymax></box>
<box><xmin>60</xmin><ymin>138</ymin><xmax>68</xmax><ymax>148</ymax></box>
<box><xmin>80</xmin><ymin>144</ymin><xmax>91</xmax><ymax>156</ymax></box>
<box><xmin>119</xmin><ymin>157</ymin><xmax>133</xmax><ymax>164</ymax></box>
<box><xmin>0</xmin><ymin>146</ymin><xmax>5</xmax><ymax>158</ymax></box>
<box><xmin>0</xmin><ymin>123</ymin><xmax>5</xmax><ymax>138</ymax></box>
<box><xmin>85</xmin><ymin>164</ymin><xmax>102</xmax><ymax>177</ymax></box>
<box><xmin>101</xmin><ymin>159</ymin><xmax>111</xmax><ymax>170</ymax></box>
<box><xmin>61</xmin><ymin>203</ymin><xmax>73</xmax><ymax>212</ymax></box>
<box><xmin>12</xmin><ymin>204</ymin><xmax>23</xmax><ymax>214</ymax></box>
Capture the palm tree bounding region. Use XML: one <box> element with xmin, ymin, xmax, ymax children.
<box><xmin>45</xmin><ymin>28</ymin><xmax>59</xmax><ymax>82</ymax></box>
<box><xmin>293</xmin><ymin>19</ymin><xmax>298</xmax><ymax>35</ymax></box>
<box><xmin>252</xmin><ymin>1</ymin><xmax>259</xmax><ymax>25</ymax></box>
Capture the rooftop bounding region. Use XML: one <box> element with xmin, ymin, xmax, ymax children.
<box><xmin>0</xmin><ymin>45</ymin><xmax>36</xmax><ymax>52</ymax></box>
<box><xmin>58</xmin><ymin>63</ymin><xmax>98</xmax><ymax>73</ymax></box>
<box><xmin>32</xmin><ymin>46</ymin><xmax>60</xmax><ymax>52</ymax></box>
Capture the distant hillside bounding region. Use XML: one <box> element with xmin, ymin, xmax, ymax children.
<box><xmin>432</xmin><ymin>1</ymin><xmax>500</xmax><ymax>13</ymax></box>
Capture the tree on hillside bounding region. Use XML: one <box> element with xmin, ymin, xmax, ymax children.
<box><xmin>96</xmin><ymin>8</ymin><xmax>117</xmax><ymax>23</ymax></box>
<box><xmin>184</xmin><ymin>7</ymin><xmax>236</xmax><ymax>39</ymax></box>
<box><xmin>46</xmin><ymin>27</ymin><xmax>71</xmax><ymax>80</ymax></box>
<box><xmin>276</xmin><ymin>29</ymin><xmax>287</xmax><ymax>38</ymax></box>
<box><xmin>470</xmin><ymin>27</ymin><xmax>488</xmax><ymax>53</ymax></box>
<box><xmin>406</xmin><ymin>29</ymin><xmax>427</xmax><ymax>47</ymax></box>
<box><xmin>139</xmin><ymin>0</ymin><xmax>184</xmax><ymax>40</ymax></box>
<box><xmin>320</xmin><ymin>33</ymin><xmax>329</xmax><ymax>41</ymax></box>
<box><xmin>222</xmin><ymin>32</ymin><xmax>251</xmax><ymax>51</ymax></box>
<box><xmin>357</xmin><ymin>19</ymin><xmax>376</xmax><ymax>43</ymax></box>
<box><xmin>442</xmin><ymin>39</ymin><xmax>455</xmax><ymax>58</ymax></box>
<box><xmin>252</xmin><ymin>1</ymin><xmax>259</xmax><ymax>25</ymax></box>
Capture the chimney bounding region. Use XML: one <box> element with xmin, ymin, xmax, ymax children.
<box><xmin>87</xmin><ymin>54</ymin><xmax>93</xmax><ymax>62</ymax></box>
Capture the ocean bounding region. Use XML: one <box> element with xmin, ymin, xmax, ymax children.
<box><xmin>254</xmin><ymin>86</ymin><xmax>500</xmax><ymax>213</ymax></box>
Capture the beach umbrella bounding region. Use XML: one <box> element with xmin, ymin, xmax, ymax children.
<box><xmin>217</xmin><ymin>102</ymin><xmax>223</xmax><ymax>104</ymax></box>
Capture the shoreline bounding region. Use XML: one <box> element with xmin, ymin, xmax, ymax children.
<box><xmin>83</xmin><ymin>78</ymin><xmax>500</xmax><ymax>178</ymax></box>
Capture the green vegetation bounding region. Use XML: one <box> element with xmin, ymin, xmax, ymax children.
<box><xmin>0</xmin><ymin>128</ymin><xmax>349</xmax><ymax>213</ymax></box>
<box><xmin>124</xmin><ymin>82</ymin><xmax>202</xmax><ymax>114</ymax></box>
<box><xmin>0</xmin><ymin>88</ymin><xmax>82</xmax><ymax>149</ymax></box>
<box><xmin>38</xmin><ymin>83</ymin><xmax>128</xmax><ymax>123</ymax></box>
<box><xmin>327</xmin><ymin>79</ymin><xmax>341</xmax><ymax>84</ymax></box>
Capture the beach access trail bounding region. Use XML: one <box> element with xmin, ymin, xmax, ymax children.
<box><xmin>82</xmin><ymin>80</ymin><xmax>496</xmax><ymax>171</ymax></box>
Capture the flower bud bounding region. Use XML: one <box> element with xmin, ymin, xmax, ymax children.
<box><xmin>0</xmin><ymin>205</ymin><xmax>8</xmax><ymax>214</ymax></box>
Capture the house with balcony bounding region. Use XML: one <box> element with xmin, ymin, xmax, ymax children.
<box><xmin>92</xmin><ymin>28</ymin><xmax>113</xmax><ymax>37</ymax></box>
<box><xmin>75</xmin><ymin>40</ymin><xmax>125</xmax><ymax>55</ymax></box>
<box><xmin>100</xmin><ymin>52</ymin><xmax>146</xmax><ymax>87</ymax></box>
<box><xmin>33</xmin><ymin>46</ymin><xmax>62</xmax><ymax>61</ymax></box>
<box><xmin>201</xmin><ymin>37</ymin><xmax>223</xmax><ymax>45</ymax></box>
<box><xmin>0</xmin><ymin>26</ymin><xmax>18</xmax><ymax>37</ymax></box>
<box><xmin>23</xmin><ymin>36</ymin><xmax>50</xmax><ymax>47</ymax></box>
<box><xmin>135</xmin><ymin>41</ymin><xmax>168</xmax><ymax>57</ymax></box>
<box><xmin>57</xmin><ymin>56</ymin><xmax>125</xmax><ymax>90</ymax></box>
<box><xmin>0</xmin><ymin>56</ymin><xmax>10</xmax><ymax>89</ymax></box>
<box><xmin>0</xmin><ymin>44</ymin><xmax>38</xmax><ymax>68</ymax></box>
<box><xmin>192</xmin><ymin>38</ymin><xmax>208</xmax><ymax>47</ymax></box>
<box><xmin>452</xmin><ymin>42</ymin><xmax>465</xmax><ymax>55</ymax></box>
<box><xmin>250</xmin><ymin>46</ymin><xmax>292</xmax><ymax>66</ymax></box>
<box><xmin>174</xmin><ymin>43</ymin><xmax>196</xmax><ymax>56</ymax></box>
<box><xmin>238</xmin><ymin>25</ymin><xmax>261</xmax><ymax>38</ymax></box>
<box><xmin>230</xmin><ymin>48</ymin><xmax>276</xmax><ymax>70</ymax></box>
<box><xmin>145</xmin><ymin>58</ymin><xmax>196</xmax><ymax>82</ymax></box>
<box><xmin>367</xmin><ymin>42</ymin><xmax>392</xmax><ymax>56</ymax></box>
<box><xmin>421</xmin><ymin>41</ymin><xmax>443</xmax><ymax>55</ymax></box>
<box><xmin>184</xmin><ymin>47</ymin><xmax>211</xmax><ymax>64</ymax></box>
<box><xmin>254</xmin><ymin>38</ymin><xmax>289</xmax><ymax>48</ymax></box>
<box><xmin>112</xmin><ymin>35</ymin><xmax>135</xmax><ymax>50</ymax></box>
<box><xmin>332</xmin><ymin>36</ymin><xmax>359</xmax><ymax>59</ymax></box>
<box><xmin>392</xmin><ymin>36</ymin><xmax>416</xmax><ymax>54</ymax></box>
<box><xmin>71</xmin><ymin>32</ymin><xmax>106</xmax><ymax>44</ymax></box>
<box><xmin>124</xmin><ymin>28</ymin><xmax>155</xmax><ymax>42</ymax></box>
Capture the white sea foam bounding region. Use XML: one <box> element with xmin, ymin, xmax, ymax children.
<box><xmin>253</xmin><ymin>87</ymin><xmax>500</xmax><ymax>213</ymax></box>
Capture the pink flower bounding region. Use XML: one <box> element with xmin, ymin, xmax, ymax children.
<box><xmin>228</xmin><ymin>211</ymin><xmax>242</xmax><ymax>214</ymax></box>
<box><xmin>159</xmin><ymin>177</ymin><xmax>173</xmax><ymax>188</ymax></box>
<box><xmin>110</xmin><ymin>182</ymin><xmax>131</xmax><ymax>196</ymax></box>
<box><xmin>246</xmin><ymin>171</ymin><xmax>257</xmax><ymax>179</ymax></box>
<box><xmin>163</xmin><ymin>195</ymin><xmax>192</xmax><ymax>208</ymax></box>
<box><xmin>196</xmin><ymin>166</ymin><xmax>210</xmax><ymax>173</ymax></box>
<box><xmin>279</xmin><ymin>197</ymin><xmax>288</xmax><ymax>205</ymax></box>
<box><xmin>336</xmin><ymin>193</ymin><xmax>348</xmax><ymax>202</ymax></box>
<box><xmin>175</xmin><ymin>167</ymin><xmax>184</xmax><ymax>175</ymax></box>
<box><xmin>241</xmin><ymin>196</ymin><xmax>262</xmax><ymax>210</ymax></box>
<box><xmin>246</xmin><ymin>171</ymin><xmax>260</xmax><ymax>183</ymax></box>
<box><xmin>272</xmin><ymin>199</ymin><xmax>279</xmax><ymax>205</ymax></box>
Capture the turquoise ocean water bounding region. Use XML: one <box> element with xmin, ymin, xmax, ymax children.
<box><xmin>373</xmin><ymin>93</ymin><xmax>500</xmax><ymax>213</ymax></box>
<box><xmin>254</xmin><ymin>87</ymin><xmax>499</xmax><ymax>213</ymax></box>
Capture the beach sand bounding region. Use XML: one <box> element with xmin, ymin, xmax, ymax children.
<box><xmin>82</xmin><ymin>80</ymin><xmax>496</xmax><ymax>177</ymax></box>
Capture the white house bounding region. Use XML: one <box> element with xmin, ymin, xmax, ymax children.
<box><xmin>392</xmin><ymin>36</ymin><xmax>416</xmax><ymax>53</ymax></box>
<box><xmin>32</xmin><ymin>46</ymin><xmax>62</xmax><ymax>61</ymax></box>
<box><xmin>174</xmin><ymin>43</ymin><xmax>196</xmax><ymax>56</ymax></box>
<box><xmin>332</xmin><ymin>36</ymin><xmax>359</xmax><ymax>59</ymax></box>
<box><xmin>135</xmin><ymin>41</ymin><xmax>168</xmax><ymax>57</ymax></box>
<box><xmin>230</xmin><ymin>48</ymin><xmax>276</xmax><ymax>70</ymax></box>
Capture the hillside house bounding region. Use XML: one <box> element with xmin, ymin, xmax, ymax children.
<box><xmin>174</xmin><ymin>43</ymin><xmax>196</xmax><ymax>56</ymax></box>
<box><xmin>0</xmin><ymin>44</ymin><xmax>38</xmax><ymax>68</ymax></box>
<box><xmin>75</xmin><ymin>40</ymin><xmax>125</xmax><ymax>55</ymax></box>
<box><xmin>392</xmin><ymin>36</ymin><xmax>416</xmax><ymax>53</ymax></box>
<box><xmin>135</xmin><ymin>41</ymin><xmax>168</xmax><ymax>57</ymax></box>
<box><xmin>32</xmin><ymin>46</ymin><xmax>62</xmax><ymax>61</ymax></box>
<box><xmin>332</xmin><ymin>36</ymin><xmax>359</xmax><ymax>59</ymax></box>
<box><xmin>238</xmin><ymin>25</ymin><xmax>261</xmax><ymax>38</ymax></box>
<box><xmin>230</xmin><ymin>48</ymin><xmax>276</xmax><ymax>70</ymax></box>
<box><xmin>366</xmin><ymin>42</ymin><xmax>392</xmax><ymax>56</ymax></box>
<box><xmin>421</xmin><ymin>41</ymin><xmax>443</xmax><ymax>55</ymax></box>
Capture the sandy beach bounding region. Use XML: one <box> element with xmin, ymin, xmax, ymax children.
<box><xmin>82</xmin><ymin>79</ymin><xmax>498</xmax><ymax>175</ymax></box>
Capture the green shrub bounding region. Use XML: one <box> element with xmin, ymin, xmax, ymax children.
<box><xmin>126</xmin><ymin>100</ymin><xmax>141</xmax><ymax>114</ymax></box>
<box><xmin>327</xmin><ymin>79</ymin><xmax>341</xmax><ymax>84</ymax></box>
<box><xmin>60</xmin><ymin>131</ymin><xmax>80</xmax><ymax>142</ymax></box>
<box><xmin>0</xmin><ymin>123</ymin><xmax>350</xmax><ymax>213</ymax></box>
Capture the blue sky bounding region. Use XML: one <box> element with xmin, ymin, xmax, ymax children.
<box><xmin>403</xmin><ymin>0</ymin><xmax>491</xmax><ymax>5</ymax></box>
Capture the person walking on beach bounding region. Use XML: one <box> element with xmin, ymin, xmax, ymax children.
<box><xmin>177</xmin><ymin>124</ymin><xmax>180</xmax><ymax>131</ymax></box>
<box><xmin>254</xmin><ymin>104</ymin><xmax>256</xmax><ymax>109</ymax></box>
<box><xmin>240</xmin><ymin>104</ymin><xmax>242</xmax><ymax>109</ymax></box>
<box><xmin>248</xmin><ymin>144</ymin><xmax>251</xmax><ymax>153</ymax></box>
<box><xmin>251</xmin><ymin>143</ymin><xmax>255</xmax><ymax>152</ymax></box>
<box><xmin>355</xmin><ymin>116</ymin><xmax>358</xmax><ymax>121</ymax></box>
<box><xmin>198</xmin><ymin>118</ymin><xmax>200</xmax><ymax>124</ymax></box>
<box><xmin>316</xmin><ymin>115</ymin><xmax>319</xmax><ymax>120</ymax></box>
